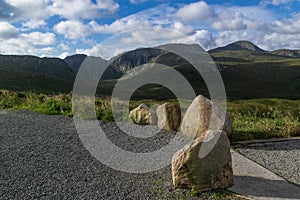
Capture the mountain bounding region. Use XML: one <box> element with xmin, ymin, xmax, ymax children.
<box><xmin>110</xmin><ymin>48</ymin><xmax>166</xmax><ymax>72</ymax></box>
<box><xmin>0</xmin><ymin>55</ymin><xmax>76</xmax><ymax>93</ymax></box>
<box><xmin>271</xmin><ymin>49</ymin><xmax>300</xmax><ymax>58</ymax></box>
<box><xmin>1</xmin><ymin>40</ymin><xmax>300</xmax><ymax>99</ymax></box>
<box><xmin>64</xmin><ymin>54</ymin><xmax>121</xmax><ymax>79</ymax></box>
<box><xmin>0</xmin><ymin>54</ymin><xmax>74</xmax><ymax>80</ymax></box>
<box><xmin>209</xmin><ymin>40</ymin><xmax>265</xmax><ymax>53</ymax></box>
<box><xmin>208</xmin><ymin>41</ymin><xmax>300</xmax><ymax>99</ymax></box>
<box><xmin>108</xmin><ymin>42</ymin><xmax>300</xmax><ymax>100</ymax></box>
<box><xmin>64</xmin><ymin>54</ymin><xmax>87</xmax><ymax>74</ymax></box>
<box><xmin>208</xmin><ymin>40</ymin><xmax>296</xmax><ymax>62</ymax></box>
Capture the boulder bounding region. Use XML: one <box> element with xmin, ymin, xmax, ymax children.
<box><xmin>129</xmin><ymin>104</ymin><xmax>156</xmax><ymax>125</ymax></box>
<box><xmin>180</xmin><ymin>95</ymin><xmax>232</xmax><ymax>138</ymax></box>
<box><xmin>156</xmin><ymin>102</ymin><xmax>181</xmax><ymax>131</ymax></box>
<box><xmin>172</xmin><ymin>130</ymin><xmax>234</xmax><ymax>191</ymax></box>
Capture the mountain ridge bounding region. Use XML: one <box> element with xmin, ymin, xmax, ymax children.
<box><xmin>1</xmin><ymin>40</ymin><xmax>300</xmax><ymax>99</ymax></box>
<box><xmin>209</xmin><ymin>40</ymin><xmax>266</xmax><ymax>53</ymax></box>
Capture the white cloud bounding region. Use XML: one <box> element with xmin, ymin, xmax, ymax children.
<box><xmin>58</xmin><ymin>43</ymin><xmax>70</xmax><ymax>51</ymax></box>
<box><xmin>76</xmin><ymin>44</ymin><xmax>123</xmax><ymax>59</ymax></box>
<box><xmin>176</xmin><ymin>1</ymin><xmax>215</xmax><ymax>22</ymax></box>
<box><xmin>263</xmin><ymin>32</ymin><xmax>300</xmax><ymax>49</ymax></box>
<box><xmin>20</xmin><ymin>32</ymin><xmax>56</xmax><ymax>46</ymax></box>
<box><xmin>180</xmin><ymin>30</ymin><xmax>216</xmax><ymax>50</ymax></box>
<box><xmin>171</xmin><ymin>22</ymin><xmax>195</xmax><ymax>35</ymax></box>
<box><xmin>2</xmin><ymin>0</ymin><xmax>119</xmax><ymax>30</ymax></box>
<box><xmin>0</xmin><ymin>31</ymin><xmax>56</xmax><ymax>56</ymax></box>
<box><xmin>129</xmin><ymin>0</ymin><xmax>150</xmax><ymax>4</ymax></box>
<box><xmin>0</xmin><ymin>22</ymin><xmax>18</xmax><ymax>39</ymax></box>
<box><xmin>3</xmin><ymin>0</ymin><xmax>50</xmax><ymax>28</ymax></box>
<box><xmin>58</xmin><ymin>51</ymin><xmax>69</xmax><ymax>59</ymax></box>
<box><xmin>90</xmin><ymin>17</ymin><xmax>151</xmax><ymax>33</ymax></box>
<box><xmin>212</xmin><ymin>11</ymin><xmax>247</xmax><ymax>31</ymax></box>
<box><xmin>268</xmin><ymin>14</ymin><xmax>300</xmax><ymax>34</ymax></box>
<box><xmin>120</xmin><ymin>27</ymin><xmax>187</xmax><ymax>45</ymax></box>
<box><xmin>76</xmin><ymin>44</ymin><xmax>103</xmax><ymax>57</ymax></box>
<box><xmin>2</xmin><ymin>0</ymin><xmax>300</xmax><ymax>57</ymax></box>
<box><xmin>49</xmin><ymin>0</ymin><xmax>119</xmax><ymax>20</ymax></box>
<box><xmin>96</xmin><ymin>0</ymin><xmax>119</xmax><ymax>13</ymax></box>
<box><xmin>54</xmin><ymin>20</ymin><xmax>92</xmax><ymax>40</ymax></box>
<box><xmin>260</xmin><ymin>0</ymin><xmax>297</xmax><ymax>6</ymax></box>
<box><xmin>22</xmin><ymin>20</ymin><xmax>47</xmax><ymax>30</ymax></box>
<box><xmin>215</xmin><ymin>31</ymin><xmax>251</xmax><ymax>48</ymax></box>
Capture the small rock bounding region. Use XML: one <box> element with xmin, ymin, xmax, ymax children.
<box><xmin>172</xmin><ymin>130</ymin><xmax>234</xmax><ymax>192</ymax></box>
<box><xmin>180</xmin><ymin>95</ymin><xmax>232</xmax><ymax>138</ymax></box>
<box><xmin>156</xmin><ymin>102</ymin><xmax>181</xmax><ymax>131</ymax></box>
<box><xmin>129</xmin><ymin>104</ymin><xmax>156</xmax><ymax>125</ymax></box>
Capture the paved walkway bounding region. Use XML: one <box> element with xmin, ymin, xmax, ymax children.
<box><xmin>229</xmin><ymin>150</ymin><xmax>300</xmax><ymax>200</ymax></box>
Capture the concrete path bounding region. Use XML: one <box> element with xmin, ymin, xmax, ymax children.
<box><xmin>229</xmin><ymin>150</ymin><xmax>300</xmax><ymax>200</ymax></box>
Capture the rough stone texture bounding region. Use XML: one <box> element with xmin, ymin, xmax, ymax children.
<box><xmin>129</xmin><ymin>104</ymin><xmax>156</xmax><ymax>125</ymax></box>
<box><xmin>180</xmin><ymin>95</ymin><xmax>232</xmax><ymax>138</ymax></box>
<box><xmin>156</xmin><ymin>102</ymin><xmax>181</xmax><ymax>131</ymax></box>
<box><xmin>172</xmin><ymin>130</ymin><xmax>234</xmax><ymax>192</ymax></box>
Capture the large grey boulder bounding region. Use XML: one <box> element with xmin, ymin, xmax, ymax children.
<box><xmin>180</xmin><ymin>95</ymin><xmax>232</xmax><ymax>138</ymax></box>
<box><xmin>129</xmin><ymin>104</ymin><xmax>157</xmax><ymax>125</ymax></box>
<box><xmin>156</xmin><ymin>102</ymin><xmax>181</xmax><ymax>131</ymax></box>
<box><xmin>172</xmin><ymin>130</ymin><xmax>234</xmax><ymax>191</ymax></box>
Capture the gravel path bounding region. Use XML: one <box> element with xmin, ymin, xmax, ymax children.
<box><xmin>234</xmin><ymin>140</ymin><xmax>300</xmax><ymax>187</ymax></box>
<box><xmin>0</xmin><ymin>109</ymin><xmax>241</xmax><ymax>199</ymax></box>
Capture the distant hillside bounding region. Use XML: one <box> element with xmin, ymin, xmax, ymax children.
<box><xmin>271</xmin><ymin>49</ymin><xmax>300</xmax><ymax>58</ymax></box>
<box><xmin>209</xmin><ymin>41</ymin><xmax>265</xmax><ymax>53</ymax></box>
<box><xmin>208</xmin><ymin>40</ymin><xmax>298</xmax><ymax>62</ymax></box>
<box><xmin>0</xmin><ymin>55</ymin><xmax>74</xmax><ymax>80</ymax></box>
<box><xmin>64</xmin><ymin>54</ymin><xmax>87</xmax><ymax>74</ymax></box>
<box><xmin>109</xmin><ymin>42</ymin><xmax>300</xmax><ymax>100</ymax></box>
<box><xmin>0</xmin><ymin>53</ymin><xmax>123</xmax><ymax>93</ymax></box>
<box><xmin>0</xmin><ymin>55</ymin><xmax>75</xmax><ymax>93</ymax></box>
<box><xmin>1</xmin><ymin>40</ymin><xmax>300</xmax><ymax>99</ymax></box>
<box><xmin>110</xmin><ymin>48</ymin><xmax>166</xmax><ymax>73</ymax></box>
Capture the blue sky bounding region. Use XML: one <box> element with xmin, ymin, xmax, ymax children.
<box><xmin>0</xmin><ymin>0</ymin><xmax>300</xmax><ymax>59</ymax></box>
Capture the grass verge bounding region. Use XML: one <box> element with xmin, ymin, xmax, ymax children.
<box><xmin>0</xmin><ymin>89</ymin><xmax>299</xmax><ymax>141</ymax></box>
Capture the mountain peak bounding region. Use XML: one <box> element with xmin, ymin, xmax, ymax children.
<box><xmin>210</xmin><ymin>40</ymin><xmax>265</xmax><ymax>53</ymax></box>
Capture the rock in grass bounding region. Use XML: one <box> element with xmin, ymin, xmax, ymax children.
<box><xmin>172</xmin><ymin>130</ymin><xmax>234</xmax><ymax>191</ymax></box>
<box><xmin>156</xmin><ymin>102</ymin><xmax>181</xmax><ymax>131</ymax></box>
<box><xmin>180</xmin><ymin>95</ymin><xmax>232</xmax><ymax>138</ymax></box>
<box><xmin>129</xmin><ymin>104</ymin><xmax>156</xmax><ymax>125</ymax></box>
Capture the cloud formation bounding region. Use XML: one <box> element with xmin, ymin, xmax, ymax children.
<box><xmin>0</xmin><ymin>22</ymin><xmax>18</xmax><ymax>39</ymax></box>
<box><xmin>0</xmin><ymin>31</ymin><xmax>56</xmax><ymax>56</ymax></box>
<box><xmin>1</xmin><ymin>0</ymin><xmax>300</xmax><ymax>58</ymax></box>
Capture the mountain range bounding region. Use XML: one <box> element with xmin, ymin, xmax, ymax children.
<box><xmin>1</xmin><ymin>40</ymin><xmax>300</xmax><ymax>99</ymax></box>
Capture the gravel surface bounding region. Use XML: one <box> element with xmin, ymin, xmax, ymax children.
<box><xmin>0</xmin><ymin>109</ymin><xmax>241</xmax><ymax>199</ymax></box>
<box><xmin>234</xmin><ymin>140</ymin><xmax>300</xmax><ymax>186</ymax></box>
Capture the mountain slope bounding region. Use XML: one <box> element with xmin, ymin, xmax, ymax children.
<box><xmin>1</xmin><ymin>40</ymin><xmax>300</xmax><ymax>99</ymax></box>
<box><xmin>208</xmin><ymin>41</ymin><xmax>294</xmax><ymax>62</ymax></box>
<box><xmin>271</xmin><ymin>49</ymin><xmax>300</xmax><ymax>58</ymax></box>
<box><xmin>64</xmin><ymin>54</ymin><xmax>87</xmax><ymax>74</ymax></box>
<box><xmin>209</xmin><ymin>41</ymin><xmax>265</xmax><ymax>53</ymax></box>
<box><xmin>0</xmin><ymin>55</ymin><xmax>76</xmax><ymax>93</ymax></box>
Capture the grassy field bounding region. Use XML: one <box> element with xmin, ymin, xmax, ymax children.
<box><xmin>1</xmin><ymin>89</ymin><xmax>299</xmax><ymax>142</ymax></box>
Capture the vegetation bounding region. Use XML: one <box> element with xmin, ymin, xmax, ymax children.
<box><xmin>1</xmin><ymin>89</ymin><xmax>299</xmax><ymax>141</ymax></box>
<box><xmin>227</xmin><ymin>99</ymin><xmax>300</xmax><ymax>141</ymax></box>
<box><xmin>189</xmin><ymin>189</ymin><xmax>200</xmax><ymax>197</ymax></box>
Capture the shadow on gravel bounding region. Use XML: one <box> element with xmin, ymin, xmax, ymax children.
<box><xmin>233</xmin><ymin>176</ymin><xmax>300</xmax><ymax>199</ymax></box>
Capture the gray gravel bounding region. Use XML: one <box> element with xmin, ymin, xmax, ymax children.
<box><xmin>234</xmin><ymin>140</ymin><xmax>300</xmax><ymax>186</ymax></box>
<box><xmin>0</xmin><ymin>109</ymin><xmax>225</xmax><ymax>199</ymax></box>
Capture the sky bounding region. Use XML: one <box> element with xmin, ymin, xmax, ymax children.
<box><xmin>0</xmin><ymin>0</ymin><xmax>300</xmax><ymax>59</ymax></box>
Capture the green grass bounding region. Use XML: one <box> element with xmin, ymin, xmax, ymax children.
<box><xmin>0</xmin><ymin>90</ymin><xmax>73</xmax><ymax>116</ymax></box>
<box><xmin>228</xmin><ymin>99</ymin><xmax>300</xmax><ymax>141</ymax></box>
<box><xmin>1</xmin><ymin>90</ymin><xmax>299</xmax><ymax>142</ymax></box>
